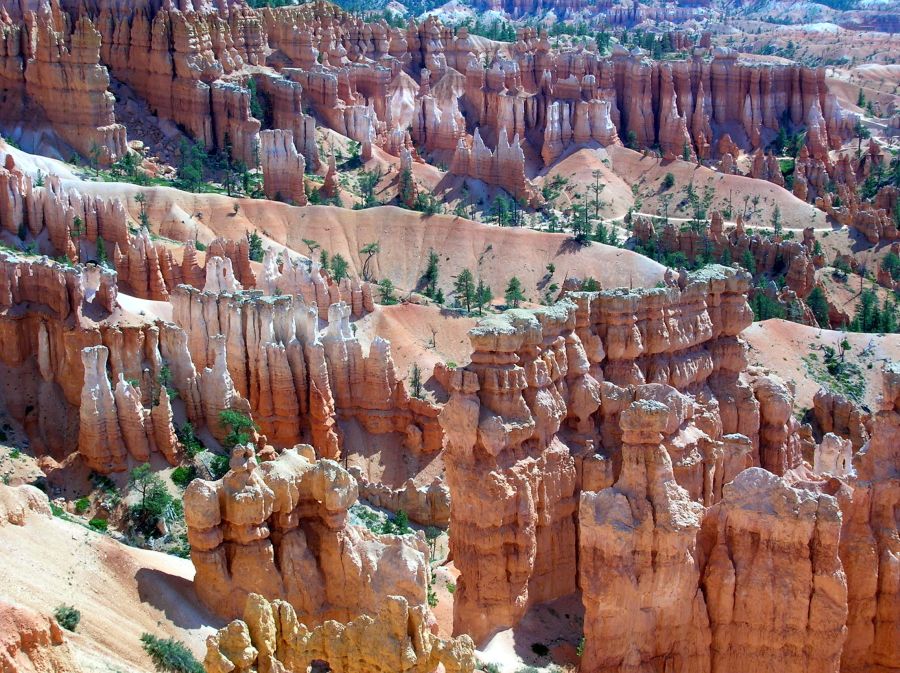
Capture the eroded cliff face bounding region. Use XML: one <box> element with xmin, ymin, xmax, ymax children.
<box><xmin>0</xmin><ymin>600</ymin><xmax>82</xmax><ymax>673</ymax></box>
<box><xmin>185</xmin><ymin>444</ymin><xmax>429</xmax><ymax>624</ymax></box>
<box><xmin>441</xmin><ymin>265</ymin><xmax>769</xmax><ymax>643</ymax></box>
<box><xmin>440</xmin><ymin>304</ymin><xmax>581</xmax><ymax>643</ymax></box>
<box><xmin>203</xmin><ymin>593</ymin><xmax>476</xmax><ymax>673</ymax></box>
<box><xmin>0</xmin><ymin>4</ymin><xmax>128</xmax><ymax>164</ymax></box>
<box><xmin>837</xmin><ymin>364</ymin><xmax>900</xmax><ymax>673</ymax></box>
<box><xmin>579</xmin><ymin>399</ymin><xmax>711</xmax><ymax>673</ymax></box>
<box><xmin>2</xmin><ymin>0</ymin><xmax>863</xmax><ymax>198</ymax></box>
<box><xmin>699</xmin><ymin>468</ymin><xmax>848</xmax><ymax>673</ymax></box>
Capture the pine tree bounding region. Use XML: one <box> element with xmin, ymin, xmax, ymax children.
<box><xmin>378</xmin><ymin>278</ymin><xmax>396</xmax><ymax>305</ymax></box>
<box><xmin>741</xmin><ymin>250</ymin><xmax>757</xmax><ymax>275</ymax></box>
<box><xmin>452</xmin><ymin>268</ymin><xmax>476</xmax><ymax>312</ymax></box>
<box><xmin>423</xmin><ymin>249</ymin><xmax>440</xmax><ymax>298</ymax></box>
<box><xmin>807</xmin><ymin>286</ymin><xmax>830</xmax><ymax>328</ymax></box>
<box><xmin>475</xmin><ymin>279</ymin><xmax>492</xmax><ymax>315</ymax></box>
<box><xmin>330</xmin><ymin>253</ymin><xmax>349</xmax><ymax>282</ymax></box>
<box><xmin>247</xmin><ymin>230</ymin><xmax>264</xmax><ymax>262</ymax></box>
<box><xmin>504</xmin><ymin>276</ymin><xmax>525</xmax><ymax>308</ymax></box>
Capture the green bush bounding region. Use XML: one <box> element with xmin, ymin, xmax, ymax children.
<box><xmin>208</xmin><ymin>452</ymin><xmax>230</xmax><ymax>480</ymax></box>
<box><xmin>54</xmin><ymin>605</ymin><xmax>81</xmax><ymax>631</ymax></box>
<box><xmin>129</xmin><ymin>464</ymin><xmax>181</xmax><ymax>536</ymax></box>
<box><xmin>175</xmin><ymin>422</ymin><xmax>203</xmax><ymax>458</ymax></box>
<box><xmin>74</xmin><ymin>497</ymin><xmax>90</xmax><ymax>514</ymax></box>
<box><xmin>140</xmin><ymin>633</ymin><xmax>204</xmax><ymax>673</ymax></box>
<box><xmin>661</xmin><ymin>172</ymin><xmax>675</xmax><ymax>190</ymax></box>
<box><xmin>218</xmin><ymin>410</ymin><xmax>257</xmax><ymax>449</ymax></box>
<box><xmin>88</xmin><ymin>518</ymin><xmax>108</xmax><ymax>532</ymax></box>
<box><xmin>170</xmin><ymin>466</ymin><xmax>196</xmax><ymax>488</ymax></box>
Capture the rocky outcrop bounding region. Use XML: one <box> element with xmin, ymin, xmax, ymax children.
<box><xmin>0</xmin><ymin>600</ymin><xmax>82</xmax><ymax>673</ymax></box>
<box><xmin>813</xmin><ymin>387</ymin><xmax>870</xmax><ymax>450</ymax></box>
<box><xmin>837</xmin><ymin>364</ymin><xmax>900</xmax><ymax>673</ymax></box>
<box><xmin>0</xmin><ymin>484</ymin><xmax>52</xmax><ymax>527</ymax></box>
<box><xmin>698</xmin><ymin>468</ymin><xmax>847</xmax><ymax>673</ymax></box>
<box><xmin>632</xmin><ymin>211</ymin><xmax>819</xmax><ymax>299</ymax></box>
<box><xmin>0</xmin><ymin>158</ymin><xmax>130</xmax><ymax>264</ymax></box>
<box><xmin>259</xmin><ymin>129</ymin><xmax>307</xmax><ymax>206</ymax></box>
<box><xmin>13</xmin><ymin>9</ymin><xmax>127</xmax><ymax>164</ymax></box>
<box><xmin>350</xmin><ymin>468</ymin><xmax>450</xmax><ymax>527</ymax></box>
<box><xmin>753</xmin><ymin>373</ymin><xmax>803</xmax><ymax>475</ymax></box>
<box><xmin>449</xmin><ymin>128</ymin><xmax>542</xmax><ymax>207</ymax></box>
<box><xmin>185</xmin><ymin>444</ymin><xmax>429</xmax><ymax>623</ymax></box>
<box><xmin>171</xmin><ymin>286</ymin><xmax>431</xmax><ymax>456</ymax></box>
<box><xmin>442</xmin><ymin>265</ymin><xmax>757</xmax><ymax>643</ymax></box>
<box><xmin>579</xmin><ymin>399</ymin><xmax>710</xmax><ymax>673</ymax></box>
<box><xmin>440</xmin><ymin>305</ymin><xmax>581</xmax><ymax>643</ymax></box>
<box><xmin>203</xmin><ymin>593</ymin><xmax>476</xmax><ymax>673</ymax></box>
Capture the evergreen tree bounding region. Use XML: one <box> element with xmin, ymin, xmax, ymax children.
<box><xmin>771</xmin><ymin>205</ymin><xmax>782</xmax><ymax>238</ymax></box>
<box><xmin>378</xmin><ymin>278</ymin><xmax>396</xmax><ymax>305</ymax></box>
<box><xmin>360</xmin><ymin>241</ymin><xmax>380</xmax><ymax>281</ymax></box>
<box><xmin>879</xmin><ymin>297</ymin><xmax>898</xmax><ymax>333</ymax></box>
<box><xmin>504</xmin><ymin>276</ymin><xmax>525</xmax><ymax>308</ymax></box>
<box><xmin>807</xmin><ymin>286</ymin><xmax>830</xmax><ymax>328</ymax></box>
<box><xmin>452</xmin><ymin>268</ymin><xmax>476</xmax><ymax>312</ymax></box>
<box><xmin>330</xmin><ymin>253</ymin><xmax>349</xmax><ymax>282</ymax></box>
<box><xmin>247</xmin><ymin>230</ymin><xmax>264</xmax><ymax>262</ymax></box>
<box><xmin>422</xmin><ymin>249</ymin><xmax>440</xmax><ymax>298</ymax></box>
<box><xmin>741</xmin><ymin>250</ymin><xmax>757</xmax><ymax>275</ymax></box>
<box><xmin>475</xmin><ymin>279</ymin><xmax>492</xmax><ymax>315</ymax></box>
<box><xmin>850</xmin><ymin>288</ymin><xmax>879</xmax><ymax>332</ymax></box>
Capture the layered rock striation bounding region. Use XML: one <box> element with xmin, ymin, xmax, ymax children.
<box><xmin>203</xmin><ymin>593</ymin><xmax>475</xmax><ymax>673</ymax></box>
<box><xmin>185</xmin><ymin>444</ymin><xmax>429</xmax><ymax>623</ymax></box>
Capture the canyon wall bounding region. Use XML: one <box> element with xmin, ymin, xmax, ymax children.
<box><xmin>184</xmin><ymin>444</ymin><xmax>429</xmax><ymax>623</ymax></box>
<box><xmin>203</xmin><ymin>593</ymin><xmax>476</xmax><ymax>673</ymax></box>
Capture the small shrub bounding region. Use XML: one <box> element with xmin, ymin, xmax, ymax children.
<box><xmin>479</xmin><ymin>663</ymin><xmax>501</xmax><ymax>673</ymax></box>
<box><xmin>74</xmin><ymin>497</ymin><xmax>90</xmax><ymax>514</ymax></box>
<box><xmin>218</xmin><ymin>409</ymin><xmax>257</xmax><ymax>449</ymax></box>
<box><xmin>140</xmin><ymin>633</ymin><xmax>204</xmax><ymax>673</ymax></box>
<box><xmin>662</xmin><ymin>172</ymin><xmax>675</xmax><ymax>190</ymax></box>
<box><xmin>88</xmin><ymin>518</ymin><xmax>108</xmax><ymax>532</ymax></box>
<box><xmin>9</xmin><ymin>449</ymin><xmax>21</xmax><ymax>459</ymax></box>
<box><xmin>446</xmin><ymin>581</ymin><xmax>456</xmax><ymax>594</ymax></box>
<box><xmin>208</xmin><ymin>453</ymin><xmax>230</xmax><ymax>480</ymax></box>
<box><xmin>170</xmin><ymin>466</ymin><xmax>196</xmax><ymax>488</ymax></box>
<box><xmin>175</xmin><ymin>422</ymin><xmax>203</xmax><ymax>458</ymax></box>
<box><xmin>54</xmin><ymin>605</ymin><xmax>81</xmax><ymax>632</ymax></box>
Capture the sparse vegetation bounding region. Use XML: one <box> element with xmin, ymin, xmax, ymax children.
<box><xmin>504</xmin><ymin>276</ymin><xmax>525</xmax><ymax>308</ymax></box>
<box><xmin>218</xmin><ymin>410</ymin><xmax>257</xmax><ymax>449</ymax></box>
<box><xmin>140</xmin><ymin>633</ymin><xmax>204</xmax><ymax>673</ymax></box>
<box><xmin>54</xmin><ymin>605</ymin><xmax>81</xmax><ymax>632</ymax></box>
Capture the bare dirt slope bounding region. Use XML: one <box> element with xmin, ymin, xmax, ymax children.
<box><xmin>743</xmin><ymin>319</ymin><xmax>899</xmax><ymax>411</ymax></box>
<box><xmin>536</xmin><ymin>146</ymin><xmax>636</xmax><ymax>219</ymax></box>
<box><xmin>354</xmin><ymin>302</ymin><xmax>477</xmax><ymax>384</ymax></box>
<box><xmin>607</xmin><ymin>145</ymin><xmax>829</xmax><ymax>231</ymax></box>
<box><xmin>70</xmin><ymin>180</ymin><xmax>666</xmax><ymax>294</ymax></box>
<box><xmin>0</xmin><ymin>508</ymin><xmax>221</xmax><ymax>673</ymax></box>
